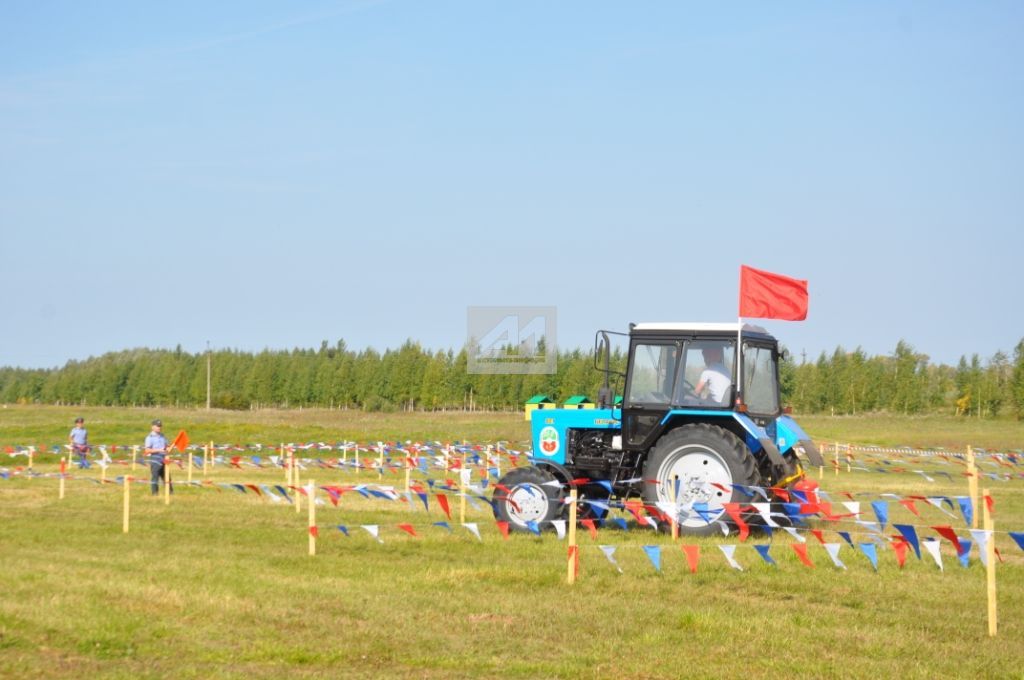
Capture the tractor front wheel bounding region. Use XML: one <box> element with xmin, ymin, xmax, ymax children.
<box><xmin>492</xmin><ymin>466</ymin><xmax>565</xmax><ymax>531</ymax></box>
<box><xmin>642</xmin><ymin>424</ymin><xmax>759</xmax><ymax>536</ymax></box>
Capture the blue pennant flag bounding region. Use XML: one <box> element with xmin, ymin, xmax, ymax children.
<box><xmin>426</xmin><ymin>479</ymin><xmax>436</xmax><ymax>490</ymax></box>
<box><xmin>958</xmin><ymin>539</ymin><xmax>973</xmax><ymax>568</ymax></box>
<box><xmin>762</xmin><ymin>525</ymin><xmax>773</xmax><ymax>538</ymax></box>
<box><xmin>789</xmin><ymin>489</ymin><xmax>808</xmax><ymax>504</ymax></box>
<box><xmin>354</xmin><ymin>487</ymin><xmax>371</xmax><ymax>498</ymax></box>
<box><xmin>251</xmin><ymin>456</ymin><xmax>260</xmax><ymax>465</ymax></box>
<box><xmin>754</xmin><ymin>544</ymin><xmax>776</xmax><ymax>566</ymax></box>
<box><xmin>732</xmin><ymin>484</ymin><xmax>756</xmax><ymax>499</ymax></box>
<box><xmin>612</xmin><ymin>517</ymin><xmax>629</xmax><ymax>531</ymax></box>
<box><xmin>525</xmin><ymin>520</ymin><xmax>541</xmax><ymax>536</ymax></box>
<box><xmin>838</xmin><ymin>531</ymin><xmax>854</xmax><ymax>548</ymax></box>
<box><xmin>594</xmin><ymin>479</ymin><xmax>613</xmax><ymax>495</ymax></box>
<box><xmin>894</xmin><ymin>524</ymin><xmax>921</xmax><ymax>560</ymax></box>
<box><xmin>693</xmin><ymin>502</ymin><xmax>716</xmax><ymax>524</ymax></box>
<box><xmin>274</xmin><ymin>485</ymin><xmax>292</xmax><ymax>503</ymax></box>
<box><xmin>870</xmin><ymin>501</ymin><xmax>888</xmax><ymax>529</ymax></box>
<box><xmin>780</xmin><ymin>503</ymin><xmax>806</xmax><ymax>524</ymax></box>
<box><xmin>336</xmin><ymin>525</ymin><xmax>349</xmax><ymax>536</ymax></box>
<box><xmin>488</xmin><ymin>467</ymin><xmax>499</xmax><ymax>479</ymax></box>
<box><xmin>956</xmin><ymin>497</ymin><xmax>973</xmax><ymax>527</ymax></box>
<box><xmin>642</xmin><ymin>545</ymin><xmax>662</xmax><ymax>572</ymax></box>
<box><xmin>1009</xmin><ymin>532</ymin><xmax>1024</xmax><ymax>553</ymax></box>
<box><xmin>231</xmin><ymin>484</ymin><xmax>246</xmax><ymax>493</ymax></box>
<box><xmin>859</xmin><ymin>543</ymin><xmax>879</xmax><ymax>571</ymax></box>
<box><xmin>416</xmin><ymin>492</ymin><xmax>429</xmax><ymax>511</ymax></box>
<box><xmin>432</xmin><ymin>521</ymin><xmax>452</xmax><ymax>532</ymax></box>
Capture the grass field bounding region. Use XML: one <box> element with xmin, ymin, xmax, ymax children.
<box><xmin>2</xmin><ymin>406</ymin><xmax>1024</xmax><ymax>678</ymax></box>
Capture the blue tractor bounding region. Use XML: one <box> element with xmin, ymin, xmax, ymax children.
<box><xmin>493</xmin><ymin>322</ymin><xmax>824</xmax><ymax>535</ymax></box>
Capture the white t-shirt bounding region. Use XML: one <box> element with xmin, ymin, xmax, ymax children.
<box><xmin>699</xmin><ymin>363</ymin><xmax>731</xmax><ymax>404</ymax></box>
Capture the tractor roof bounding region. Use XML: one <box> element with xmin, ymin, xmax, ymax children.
<box><xmin>631</xmin><ymin>322</ymin><xmax>770</xmax><ymax>334</ymax></box>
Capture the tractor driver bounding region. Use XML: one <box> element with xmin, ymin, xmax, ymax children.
<box><xmin>694</xmin><ymin>346</ymin><xmax>731</xmax><ymax>406</ymax></box>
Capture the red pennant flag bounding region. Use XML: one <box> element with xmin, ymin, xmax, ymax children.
<box><xmin>580</xmin><ymin>518</ymin><xmax>598</xmax><ymax>540</ymax></box>
<box><xmin>792</xmin><ymin>543</ymin><xmax>815</xmax><ymax>568</ymax></box>
<box><xmin>898</xmin><ymin>499</ymin><xmax>921</xmax><ymax>518</ymax></box>
<box><xmin>932</xmin><ymin>525</ymin><xmax>964</xmax><ymax>555</ymax></box>
<box><xmin>398</xmin><ymin>523</ymin><xmax>418</xmax><ymax>538</ymax></box>
<box><xmin>811</xmin><ymin>529</ymin><xmax>826</xmax><ymax>545</ymax></box>
<box><xmin>739</xmin><ymin>265</ymin><xmax>808</xmax><ymax>320</ymax></box>
<box><xmin>245</xmin><ymin>484</ymin><xmax>262</xmax><ymax>497</ymax></box>
<box><xmin>892</xmin><ymin>538</ymin><xmax>908</xmax><ymax>568</ymax></box>
<box><xmin>230</xmin><ymin>456</ymin><xmax>243</xmax><ymax>469</ymax></box>
<box><xmin>723</xmin><ymin>503</ymin><xmax>749</xmax><ymax>542</ymax></box>
<box><xmin>60</xmin><ymin>459</ymin><xmax>66</xmax><ymax>474</ymax></box>
<box><xmin>682</xmin><ymin>545</ymin><xmax>700</xmax><ymax>574</ymax></box>
<box><xmin>984</xmin><ymin>494</ymin><xmax>995</xmax><ymax>516</ymax></box>
<box><xmin>496</xmin><ymin>521</ymin><xmax>510</xmax><ymax>540</ymax></box>
<box><xmin>435</xmin><ymin>493</ymin><xmax>452</xmax><ymax>520</ymax></box>
<box><xmin>171</xmin><ymin>430</ymin><xmax>190</xmax><ymax>453</ymax></box>
<box><xmin>308</xmin><ymin>526</ymin><xmax>319</xmax><ymax>538</ymax></box>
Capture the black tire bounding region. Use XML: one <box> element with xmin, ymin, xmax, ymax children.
<box><xmin>641</xmin><ymin>423</ymin><xmax>760</xmax><ymax>537</ymax></box>
<box><xmin>492</xmin><ymin>466</ymin><xmax>565</xmax><ymax>531</ymax></box>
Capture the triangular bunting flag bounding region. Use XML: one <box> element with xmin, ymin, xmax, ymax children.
<box><xmin>859</xmin><ymin>542</ymin><xmax>879</xmax><ymax>571</ymax></box>
<box><xmin>551</xmin><ymin>520</ymin><xmax>566</xmax><ymax>540</ymax></box>
<box><xmin>923</xmin><ymin>537</ymin><xmax>943</xmax><ymax>571</ymax></box>
<box><xmin>893</xmin><ymin>524</ymin><xmax>921</xmax><ymax>560</ymax></box>
<box><xmin>397</xmin><ymin>523</ymin><xmax>418</xmax><ymax>538</ymax></box>
<box><xmin>462</xmin><ymin>523</ymin><xmax>482</xmax><ymax>541</ymax></box>
<box><xmin>719</xmin><ymin>544</ymin><xmax>743</xmax><ymax>571</ymax></box>
<box><xmin>599</xmin><ymin>545</ymin><xmax>623</xmax><ymax>573</ymax></box>
<box><xmin>970</xmin><ymin>530</ymin><xmax>991</xmax><ymax>568</ymax></box>
<box><xmin>580</xmin><ymin>518</ymin><xmax>599</xmax><ymax>540</ymax></box>
<box><xmin>682</xmin><ymin>545</ymin><xmax>700</xmax><ymax>574</ymax></box>
<box><xmin>496</xmin><ymin>521</ymin><xmax>510</xmax><ymax>540</ymax></box>
<box><xmin>754</xmin><ymin>544</ymin><xmax>776</xmax><ymax>567</ymax></box>
<box><xmin>792</xmin><ymin>543</ymin><xmax>814</xmax><ymax>568</ymax></box>
<box><xmin>642</xmin><ymin>545</ymin><xmax>662</xmax><ymax>572</ymax></box>
<box><xmin>824</xmin><ymin>543</ymin><xmax>846</xmax><ymax>569</ymax></box>
<box><xmin>870</xmin><ymin>500</ymin><xmax>888</xmax><ymax>529</ymax></box>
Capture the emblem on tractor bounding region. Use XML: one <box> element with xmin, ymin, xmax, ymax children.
<box><xmin>539</xmin><ymin>426</ymin><xmax>559</xmax><ymax>456</ymax></box>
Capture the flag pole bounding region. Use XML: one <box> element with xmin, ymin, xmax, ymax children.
<box><xmin>736</xmin><ymin>317</ymin><xmax>743</xmax><ymax>405</ymax></box>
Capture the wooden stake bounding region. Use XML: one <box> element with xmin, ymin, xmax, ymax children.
<box><xmin>341</xmin><ymin>444</ymin><xmax>348</xmax><ymax>471</ymax></box>
<box><xmin>294</xmin><ymin>462</ymin><xmax>302</xmax><ymax>514</ymax></box>
<box><xmin>404</xmin><ymin>457</ymin><xmax>412</xmax><ymax>496</ymax></box>
<box><xmin>983</xmin><ymin>488</ymin><xmax>997</xmax><ymax>637</ymax></box>
<box><xmin>846</xmin><ymin>443</ymin><xmax>852</xmax><ymax>473</ymax></box>
<box><xmin>123</xmin><ymin>475</ymin><xmax>131</xmax><ymax>533</ymax></box>
<box><xmin>670</xmin><ymin>474</ymin><xmax>679</xmax><ymax>541</ymax></box>
<box><xmin>59</xmin><ymin>457</ymin><xmax>66</xmax><ymax>499</ymax></box>
<box><xmin>283</xmin><ymin>444</ymin><xmax>289</xmax><ymax>482</ymax></box>
<box><xmin>834</xmin><ymin>441</ymin><xmax>840</xmax><ymax>477</ymax></box>
<box><xmin>163</xmin><ymin>457</ymin><xmax>171</xmax><ymax>505</ymax></box>
<box><xmin>567</xmin><ymin>488</ymin><xmax>579</xmax><ymax>585</ymax></box>
<box><xmin>131</xmin><ymin>445</ymin><xmax>138</xmax><ymax>472</ymax></box>
<box><xmin>101</xmin><ymin>459</ymin><xmax>106</xmax><ymax>484</ymax></box>
<box><xmin>967</xmin><ymin>446</ymin><xmax>979</xmax><ymax>529</ymax></box>
<box><xmin>308</xmin><ymin>479</ymin><xmax>317</xmax><ymax>556</ymax></box>
<box><xmin>377</xmin><ymin>441</ymin><xmax>384</xmax><ymax>480</ymax></box>
<box><xmin>187</xmin><ymin>451</ymin><xmax>193</xmax><ymax>484</ymax></box>
<box><xmin>28</xmin><ymin>446</ymin><xmax>34</xmax><ymax>472</ymax></box>
<box><xmin>459</xmin><ymin>453</ymin><xmax>468</xmax><ymax>524</ymax></box>
<box><xmin>208</xmin><ymin>440</ymin><xmax>215</xmax><ymax>469</ymax></box>
<box><xmin>203</xmin><ymin>443</ymin><xmax>209</xmax><ymax>477</ymax></box>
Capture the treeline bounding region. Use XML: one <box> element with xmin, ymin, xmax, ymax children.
<box><xmin>2</xmin><ymin>338</ymin><xmax>1023</xmax><ymax>418</ymax></box>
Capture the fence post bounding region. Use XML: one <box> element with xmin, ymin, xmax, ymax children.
<box><xmin>164</xmin><ymin>455</ymin><xmax>171</xmax><ymax>506</ymax></box>
<box><xmin>132</xmin><ymin>445</ymin><xmax>138</xmax><ymax>472</ymax></box>
<box><xmin>567</xmin><ymin>487</ymin><xmax>579</xmax><ymax>585</ymax></box>
<box><xmin>59</xmin><ymin>457</ymin><xmax>66</xmax><ymax>499</ymax></box>
<box><xmin>188</xmin><ymin>450</ymin><xmax>193</xmax><ymax>484</ymax></box>
<box><xmin>308</xmin><ymin>480</ymin><xmax>317</xmax><ymax>557</ymax></box>
<box><xmin>377</xmin><ymin>442</ymin><xmax>384</xmax><ymax>480</ymax></box>
<box><xmin>123</xmin><ymin>475</ymin><xmax>131</xmax><ymax>534</ymax></box>
<box><xmin>967</xmin><ymin>446</ymin><xmax>979</xmax><ymax>529</ymax></box>
<box><xmin>203</xmin><ymin>443</ymin><xmax>209</xmax><ymax>477</ymax></box>
<box><xmin>459</xmin><ymin>453</ymin><xmax>468</xmax><ymax>525</ymax></box>
<box><xmin>834</xmin><ymin>441</ymin><xmax>840</xmax><ymax>477</ymax></box>
<box><xmin>983</xmin><ymin>488</ymin><xmax>997</xmax><ymax>636</ymax></box>
<box><xmin>294</xmin><ymin>459</ymin><xmax>302</xmax><ymax>514</ymax></box>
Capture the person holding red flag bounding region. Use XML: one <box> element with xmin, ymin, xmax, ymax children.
<box><xmin>144</xmin><ymin>419</ymin><xmax>171</xmax><ymax>496</ymax></box>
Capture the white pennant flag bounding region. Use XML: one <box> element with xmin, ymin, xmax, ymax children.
<box><xmin>599</xmin><ymin>545</ymin><xmax>623</xmax><ymax>573</ymax></box>
<box><xmin>923</xmin><ymin>538</ymin><xmax>944</xmax><ymax>571</ymax></box>
<box><xmin>462</xmin><ymin>523</ymin><xmax>482</xmax><ymax>541</ymax></box>
<box><xmin>751</xmin><ymin>503</ymin><xmax>779</xmax><ymax>527</ymax></box>
<box><xmin>783</xmin><ymin>526</ymin><xmax>806</xmax><ymax>543</ymax></box>
<box><xmin>361</xmin><ymin>525</ymin><xmax>384</xmax><ymax>543</ymax></box>
<box><xmin>970</xmin><ymin>529</ymin><xmax>992</xmax><ymax>567</ymax></box>
<box><xmin>645</xmin><ymin>515</ymin><xmax>659</xmax><ymax>532</ymax></box>
<box><xmin>551</xmin><ymin>520</ymin><xmax>566</xmax><ymax>540</ymax></box>
<box><xmin>824</xmin><ymin>543</ymin><xmax>846</xmax><ymax>569</ymax></box>
<box><xmin>926</xmin><ymin>498</ymin><xmax>957</xmax><ymax>518</ymax></box>
<box><xmin>719</xmin><ymin>544</ymin><xmax>743</xmax><ymax>571</ymax></box>
<box><xmin>718</xmin><ymin>521</ymin><xmax>730</xmax><ymax>536</ymax></box>
<box><xmin>841</xmin><ymin>501</ymin><xmax>861</xmax><ymax>517</ymax></box>
<box><xmin>459</xmin><ymin>469</ymin><xmax>472</xmax><ymax>486</ymax></box>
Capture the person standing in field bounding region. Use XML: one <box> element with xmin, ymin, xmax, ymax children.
<box><xmin>69</xmin><ymin>417</ymin><xmax>90</xmax><ymax>468</ymax></box>
<box><xmin>144</xmin><ymin>419</ymin><xmax>171</xmax><ymax>495</ymax></box>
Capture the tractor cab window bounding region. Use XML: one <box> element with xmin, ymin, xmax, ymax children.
<box><xmin>742</xmin><ymin>344</ymin><xmax>780</xmax><ymax>415</ymax></box>
<box><xmin>626</xmin><ymin>343</ymin><xmax>678</xmax><ymax>406</ymax></box>
<box><xmin>674</xmin><ymin>339</ymin><xmax>735</xmax><ymax>407</ymax></box>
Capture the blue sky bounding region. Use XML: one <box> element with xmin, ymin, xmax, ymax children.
<box><xmin>1</xmin><ymin>1</ymin><xmax>1021</xmax><ymax>369</ymax></box>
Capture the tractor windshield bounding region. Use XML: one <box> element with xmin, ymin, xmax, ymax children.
<box><xmin>742</xmin><ymin>344</ymin><xmax>780</xmax><ymax>415</ymax></box>
<box><xmin>674</xmin><ymin>339</ymin><xmax>735</xmax><ymax>407</ymax></box>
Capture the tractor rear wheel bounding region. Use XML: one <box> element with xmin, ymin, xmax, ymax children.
<box><xmin>492</xmin><ymin>466</ymin><xmax>565</xmax><ymax>531</ymax></box>
<box><xmin>642</xmin><ymin>423</ymin><xmax>759</xmax><ymax>537</ymax></box>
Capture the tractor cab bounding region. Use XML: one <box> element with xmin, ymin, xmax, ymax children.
<box><xmin>621</xmin><ymin>322</ymin><xmax>781</xmax><ymax>450</ymax></box>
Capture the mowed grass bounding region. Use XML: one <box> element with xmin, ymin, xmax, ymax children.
<box><xmin>1</xmin><ymin>406</ymin><xmax>1024</xmax><ymax>678</ymax></box>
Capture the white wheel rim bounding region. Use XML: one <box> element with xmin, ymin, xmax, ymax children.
<box><xmin>658</xmin><ymin>445</ymin><xmax>733</xmax><ymax>527</ymax></box>
<box><xmin>505</xmin><ymin>483</ymin><xmax>550</xmax><ymax>527</ymax></box>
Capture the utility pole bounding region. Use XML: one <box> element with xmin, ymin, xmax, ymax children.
<box><xmin>206</xmin><ymin>340</ymin><xmax>211</xmax><ymax>411</ymax></box>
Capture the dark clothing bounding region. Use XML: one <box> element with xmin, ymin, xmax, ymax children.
<box><xmin>150</xmin><ymin>460</ymin><xmax>172</xmax><ymax>495</ymax></box>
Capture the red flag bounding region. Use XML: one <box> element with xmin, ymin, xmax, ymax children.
<box><xmin>682</xmin><ymin>544</ymin><xmax>700</xmax><ymax>574</ymax></box>
<box><xmin>567</xmin><ymin>545</ymin><xmax>580</xmax><ymax>579</ymax></box>
<box><xmin>580</xmin><ymin>518</ymin><xmax>598</xmax><ymax>540</ymax></box>
<box><xmin>892</xmin><ymin>538</ymin><xmax>908</xmax><ymax>568</ymax></box>
<box><xmin>739</xmin><ymin>265</ymin><xmax>808</xmax><ymax>320</ymax></box>
<box><xmin>397</xmin><ymin>523</ymin><xmax>418</xmax><ymax>538</ymax></box>
<box><xmin>171</xmin><ymin>430</ymin><xmax>190</xmax><ymax>453</ymax></box>
<box><xmin>435</xmin><ymin>493</ymin><xmax>452</xmax><ymax>520</ymax></box>
<box><xmin>932</xmin><ymin>525</ymin><xmax>964</xmax><ymax>555</ymax></box>
<box><xmin>723</xmin><ymin>503</ymin><xmax>749</xmax><ymax>542</ymax></box>
<box><xmin>792</xmin><ymin>543</ymin><xmax>815</xmax><ymax>568</ymax></box>
<box><xmin>308</xmin><ymin>526</ymin><xmax>319</xmax><ymax>538</ymax></box>
<box><xmin>496</xmin><ymin>521</ymin><xmax>510</xmax><ymax>540</ymax></box>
